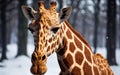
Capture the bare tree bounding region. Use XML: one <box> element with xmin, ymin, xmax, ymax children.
<box><xmin>81</xmin><ymin>0</ymin><xmax>88</xmax><ymax>38</ymax></box>
<box><xmin>32</xmin><ymin>0</ymin><xmax>39</xmax><ymax>10</ymax></box>
<box><xmin>69</xmin><ymin>0</ymin><xmax>81</xmax><ymax>28</ymax></box>
<box><xmin>93</xmin><ymin>0</ymin><xmax>100</xmax><ymax>53</ymax></box>
<box><xmin>32</xmin><ymin>0</ymin><xmax>51</xmax><ymax>10</ymax></box>
<box><xmin>106</xmin><ymin>0</ymin><xmax>117</xmax><ymax>65</ymax></box>
<box><xmin>58</xmin><ymin>0</ymin><xmax>63</xmax><ymax>11</ymax></box>
<box><xmin>16</xmin><ymin>0</ymin><xmax>28</xmax><ymax>57</ymax></box>
<box><xmin>0</xmin><ymin>0</ymin><xmax>7</xmax><ymax>61</ymax></box>
<box><xmin>118</xmin><ymin>0</ymin><xmax>120</xmax><ymax>48</ymax></box>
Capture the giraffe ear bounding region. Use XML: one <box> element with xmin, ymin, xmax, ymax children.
<box><xmin>59</xmin><ymin>6</ymin><xmax>72</xmax><ymax>23</ymax></box>
<box><xmin>21</xmin><ymin>5</ymin><xmax>38</xmax><ymax>20</ymax></box>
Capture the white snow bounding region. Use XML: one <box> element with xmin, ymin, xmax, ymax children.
<box><xmin>0</xmin><ymin>44</ymin><xmax>120</xmax><ymax>75</ymax></box>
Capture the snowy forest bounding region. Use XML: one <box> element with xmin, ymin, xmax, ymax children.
<box><xmin>0</xmin><ymin>0</ymin><xmax>120</xmax><ymax>75</ymax></box>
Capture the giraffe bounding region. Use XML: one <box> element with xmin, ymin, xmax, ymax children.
<box><xmin>21</xmin><ymin>1</ymin><xmax>114</xmax><ymax>75</ymax></box>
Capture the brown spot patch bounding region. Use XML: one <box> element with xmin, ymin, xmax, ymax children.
<box><xmin>93</xmin><ymin>66</ymin><xmax>99</xmax><ymax>75</ymax></box>
<box><xmin>75</xmin><ymin>51</ymin><xmax>84</xmax><ymax>65</ymax></box>
<box><xmin>51</xmin><ymin>42</ymin><xmax>56</xmax><ymax>49</ymax></box>
<box><xmin>101</xmin><ymin>69</ymin><xmax>106</xmax><ymax>75</ymax></box>
<box><xmin>107</xmin><ymin>68</ymin><xmax>112</xmax><ymax>75</ymax></box>
<box><xmin>93</xmin><ymin>56</ymin><xmax>97</xmax><ymax>64</ymax></box>
<box><xmin>59</xmin><ymin>31</ymin><xmax>62</xmax><ymax>37</ymax></box>
<box><xmin>74</xmin><ymin>37</ymin><xmax>83</xmax><ymax>50</ymax></box>
<box><xmin>69</xmin><ymin>42</ymin><xmax>76</xmax><ymax>53</ymax></box>
<box><xmin>47</xmin><ymin>46</ymin><xmax>50</xmax><ymax>52</ymax></box>
<box><xmin>43</xmin><ymin>25</ymin><xmax>46</xmax><ymax>29</ymax></box>
<box><xmin>66</xmin><ymin>30</ymin><xmax>72</xmax><ymax>39</ymax></box>
<box><xmin>71</xmin><ymin>66</ymin><xmax>81</xmax><ymax>75</ymax></box>
<box><xmin>53</xmin><ymin>36</ymin><xmax>56</xmax><ymax>41</ymax></box>
<box><xmin>40</xmin><ymin>39</ymin><xmax>44</xmax><ymax>43</ymax></box>
<box><xmin>83</xmin><ymin>61</ymin><xmax>92</xmax><ymax>75</ymax></box>
<box><xmin>63</xmin><ymin>23</ymin><xmax>66</xmax><ymax>30</ymax></box>
<box><xmin>45</xmin><ymin>42</ymin><xmax>47</xmax><ymax>47</ymax></box>
<box><xmin>63</xmin><ymin>53</ymin><xmax>73</xmax><ymax>69</ymax></box>
<box><xmin>63</xmin><ymin>37</ymin><xmax>67</xmax><ymax>46</ymax></box>
<box><xmin>49</xmin><ymin>38</ymin><xmax>52</xmax><ymax>43</ymax></box>
<box><xmin>43</xmin><ymin>37</ymin><xmax>45</xmax><ymax>41</ymax></box>
<box><xmin>84</xmin><ymin>47</ymin><xmax>92</xmax><ymax>63</ymax></box>
<box><xmin>40</xmin><ymin>32</ymin><xmax>43</xmax><ymax>37</ymax></box>
<box><xmin>97</xmin><ymin>58</ymin><xmax>101</xmax><ymax>63</ymax></box>
<box><xmin>56</xmin><ymin>39</ymin><xmax>60</xmax><ymax>45</ymax></box>
<box><xmin>39</xmin><ymin>44</ymin><xmax>42</xmax><ymax>50</ymax></box>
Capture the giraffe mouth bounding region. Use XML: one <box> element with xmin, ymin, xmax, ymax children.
<box><xmin>30</xmin><ymin>51</ymin><xmax>48</xmax><ymax>75</ymax></box>
<box><xmin>31</xmin><ymin>64</ymin><xmax>47</xmax><ymax>75</ymax></box>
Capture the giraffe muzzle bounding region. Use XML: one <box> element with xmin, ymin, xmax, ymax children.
<box><xmin>31</xmin><ymin>51</ymin><xmax>48</xmax><ymax>75</ymax></box>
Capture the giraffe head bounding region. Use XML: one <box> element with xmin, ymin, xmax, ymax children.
<box><xmin>22</xmin><ymin>1</ymin><xmax>72</xmax><ymax>75</ymax></box>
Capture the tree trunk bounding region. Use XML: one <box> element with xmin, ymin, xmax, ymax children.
<box><xmin>106</xmin><ymin>0</ymin><xmax>117</xmax><ymax>65</ymax></box>
<box><xmin>0</xmin><ymin>0</ymin><xmax>7</xmax><ymax>61</ymax></box>
<box><xmin>58</xmin><ymin>0</ymin><xmax>63</xmax><ymax>11</ymax></box>
<box><xmin>69</xmin><ymin>0</ymin><xmax>81</xmax><ymax>28</ymax></box>
<box><xmin>82</xmin><ymin>14</ymin><xmax>87</xmax><ymax>37</ymax></box>
<box><xmin>119</xmin><ymin>0</ymin><xmax>120</xmax><ymax>48</ymax></box>
<box><xmin>32</xmin><ymin>0</ymin><xmax>40</xmax><ymax>10</ymax></box>
<box><xmin>93</xmin><ymin>0</ymin><xmax>100</xmax><ymax>53</ymax></box>
<box><xmin>16</xmin><ymin>0</ymin><xmax>28</xmax><ymax>57</ymax></box>
<box><xmin>44</xmin><ymin>0</ymin><xmax>50</xmax><ymax>8</ymax></box>
<box><xmin>82</xmin><ymin>0</ymin><xmax>87</xmax><ymax>37</ymax></box>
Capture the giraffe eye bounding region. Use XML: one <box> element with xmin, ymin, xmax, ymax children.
<box><xmin>51</xmin><ymin>27</ymin><xmax>60</xmax><ymax>33</ymax></box>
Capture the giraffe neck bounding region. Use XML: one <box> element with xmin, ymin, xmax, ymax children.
<box><xmin>56</xmin><ymin>21</ymin><xmax>113</xmax><ymax>75</ymax></box>
<box><xmin>56</xmin><ymin>21</ymin><xmax>95</xmax><ymax>75</ymax></box>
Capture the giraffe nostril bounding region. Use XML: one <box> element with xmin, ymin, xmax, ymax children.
<box><xmin>42</xmin><ymin>55</ymin><xmax>46</xmax><ymax>61</ymax></box>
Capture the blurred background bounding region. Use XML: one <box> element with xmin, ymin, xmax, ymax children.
<box><xmin>0</xmin><ymin>0</ymin><xmax>120</xmax><ymax>75</ymax></box>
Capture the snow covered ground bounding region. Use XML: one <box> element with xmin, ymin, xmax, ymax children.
<box><xmin>0</xmin><ymin>44</ymin><xmax>120</xmax><ymax>75</ymax></box>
